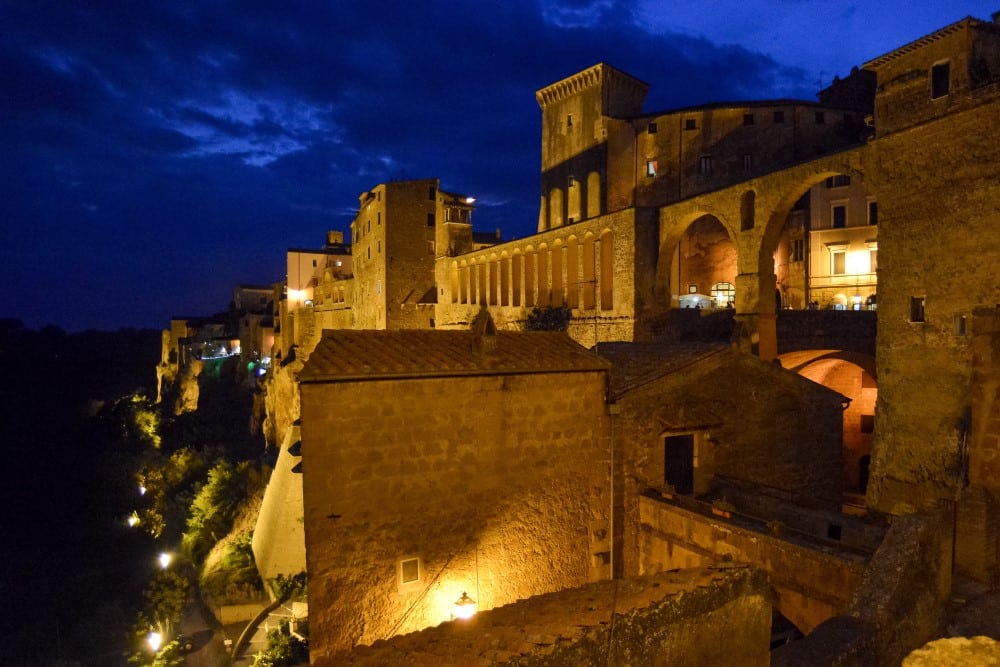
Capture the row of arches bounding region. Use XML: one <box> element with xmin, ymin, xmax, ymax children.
<box><xmin>450</xmin><ymin>231</ymin><xmax>615</xmax><ymax>311</ymax></box>
<box><xmin>539</xmin><ymin>171</ymin><xmax>602</xmax><ymax>231</ymax></box>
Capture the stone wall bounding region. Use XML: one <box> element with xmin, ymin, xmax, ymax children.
<box><xmin>638</xmin><ymin>494</ymin><xmax>866</xmax><ymax>634</ymax></box>
<box><xmin>252</xmin><ymin>425</ymin><xmax>306</xmax><ymax>586</ymax></box>
<box><xmin>300</xmin><ymin>370</ymin><xmax>612</xmax><ymax>660</ymax></box>
<box><xmin>324</xmin><ymin>565</ymin><xmax>769</xmax><ymax>667</ymax></box>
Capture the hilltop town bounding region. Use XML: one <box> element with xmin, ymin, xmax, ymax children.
<box><xmin>155</xmin><ymin>12</ymin><xmax>1000</xmax><ymax>666</ymax></box>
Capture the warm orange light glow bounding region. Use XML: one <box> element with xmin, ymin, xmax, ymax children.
<box><xmin>453</xmin><ymin>591</ymin><xmax>476</xmax><ymax>620</ymax></box>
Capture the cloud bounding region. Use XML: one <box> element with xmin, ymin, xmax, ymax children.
<box><xmin>0</xmin><ymin>0</ymin><xmax>880</xmax><ymax>330</ymax></box>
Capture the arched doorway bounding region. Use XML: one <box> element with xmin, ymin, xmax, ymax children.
<box><xmin>669</xmin><ymin>215</ymin><xmax>737</xmax><ymax>309</ymax></box>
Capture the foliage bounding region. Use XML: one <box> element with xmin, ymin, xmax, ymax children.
<box><xmin>525</xmin><ymin>306</ymin><xmax>572</xmax><ymax>331</ymax></box>
<box><xmin>200</xmin><ymin>531</ymin><xmax>265</xmax><ymax>604</ymax></box>
<box><xmin>223</xmin><ymin>530</ymin><xmax>256</xmax><ymax>569</ymax></box>
<box><xmin>251</xmin><ymin>619</ymin><xmax>309</xmax><ymax>667</ymax></box>
<box><xmin>129</xmin><ymin>639</ymin><xmax>184</xmax><ymax>667</ymax></box>
<box><xmin>270</xmin><ymin>572</ymin><xmax>308</xmax><ymax>601</ymax></box>
<box><xmin>143</xmin><ymin>570</ymin><xmax>190</xmax><ymax>631</ymax></box>
<box><xmin>136</xmin><ymin>447</ymin><xmax>206</xmax><ymax>540</ymax></box>
<box><xmin>182</xmin><ymin>460</ymin><xmax>258</xmax><ymax>561</ymax></box>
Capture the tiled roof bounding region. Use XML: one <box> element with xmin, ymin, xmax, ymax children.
<box><xmin>596</xmin><ymin>341</ymin><xmax>729</xmax><ymax>398</ymax></box>
<box><xmin>300</xmin><ymin>329</ymin><xmax>610</xmax><ymax>383</ymax></box>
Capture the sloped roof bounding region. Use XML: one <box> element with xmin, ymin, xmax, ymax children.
<box><xmin>596</xmin><ymin>341</ymin><xmax>730</xmax><ymax>398</ymax></box>
<box><xmin>300</xmin><ymin>329</ymin><xmax>610</xmax><ymax>383</ymax></box>
<box><xmin>863</xmin><ymin>17</ymin><xmax>981</xmax><ymax>69</ymax></box>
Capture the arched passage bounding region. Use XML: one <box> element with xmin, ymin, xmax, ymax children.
<box><xmin>663</xmin><ymin>213</ymin><xmax>738</xmax><ymax>309</ymax></box>
<box><xmin>778</xmin><ymin>350</ymin><xmax>877</xmax><ymax>496</ymax></box>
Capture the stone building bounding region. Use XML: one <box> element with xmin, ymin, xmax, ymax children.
<box><xmin>297</xmin><ymin>322</ymin><xmax>612</xmax><ymax>659</ymax></box>
<box><xmin>149</xmin><ymin>10</ymin><xmax>1000</xmax><ymax>662</ymax></box>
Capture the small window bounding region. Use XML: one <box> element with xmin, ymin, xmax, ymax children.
<box><xmin>646</xmin><ymin>160</ymin><xmax>658</xmax><ymax>177</ymax></box>
<box><xmin>647</xmin><ymin>121</ymin><xmax>658</xmax><ymax>134</ymax></box>
<box><xmin>815</xmin><ymin>111</ymin><xmax>826</xmax><ymax>124</ymax></box>
<box><xmin>743</xmin><ymin>113</ymin><xmax>754</xmax><ymax>126</ymax></box>
<box><xmin>377</xmin><ymin>279</ymin><xmax>382</xmax><ymax>294</ymax></box>
<box><xmin>428</xmin><ymin>187</ymin><xmax>436</xmax><ymax>200</ymax></box>
<box><xmin>832</xmin><ymin>205</ymin><xmax>847</xmax><ymax>228</ymax></box>
<box><xmin>377</xmin><ymin>240</ymin><xmax>381</xmax><ymax>254</ymax></box>
<box><xmin>870</xmin><ymin>249</ymin><xmax>878</xmax><ymax>273</ymax></box>
<box><xmin>367</xmin><ymin>246</ymin><xmax>371</xmax><ymax>260</ymax></box>
<box><xmin>427</xmin><ymin>213</ymin><xmax>435</xmax><ymax>227</ymax></box>
<box><xmin>861</xmin><ymin>415</ymin><xmax>875</xmax><ymax>434</ymax></box>
<box><xmin>792</xmin><ymin>239</ymin><xmax>805</xmax><ymax>263</ymax></box>
<box><xmin>825</xmin><ymin>175</ymin><xmax>851</xmax><ymax>188</ymax></box>
<box><xmin>566</xmin><ymin>113</ymin><xmax>574</xmax><ymax>129</ymax></box>
<box><xmin>827</xmin><ymin>524</ymin><xmax>842</xmax><ymax>541</ymax></box>
<box><xmin>742</xmin><ymin>153</ymin><xmax>752</xmax><ymax>172</ymax></box>
<box><xmin>378</xmin><ymin>212</ymin><xmax>382</xmax><ymax>225</ymax></box>
<box><xmin>398</xmin><ymin>556</ymin><xmax>422</xmax><ymax>588</ymax></box>
<box><xmin>931</xmin><ymin>61</ymin><xmax>950</xmax><ymax>99</ymax></box>
<box><xmin>688</xmin><ymin>284</ymin><xmax>698</xmax><ymax>294</ymax></box>
<box><xmin>774</xmin><ymin>110</ymin><xmax>785</xmax><ymax>123</ymax></box>
<box><xmin>699</xmin><ymin>156</ymin><xmax>713</xmax><ymax>175</ymax></box>
<box><xmin>568</xmin><ymin>173</ymin><xmax>575</xmax><ymax>186</ymax></box>
<box><xmin>868</xmin><ymin>201</ymin><xmax>878</xmax><ymax>226</ymax></box>
<box><xmin>335</xmin><ymin>260</ymin><xmax>343</xmax><ymax>267</ymax></box>
<box><xmin>367</xmin><ymin>220</ymin><xmax>371</xmax><ymax>232</ymax></box>
<box><xmin>684</xmin><ymin>118</ymin><xmax>697</xmax><ymax>131</ymax></box>
<box><xmin>312</xmin><ymin>259</ymin><xmax>317</xmax><ymax>268</ymax></box>
<box><xmin>831</xmin><ymin>250</ymin><xmax>846</xmax><ymax>275</ymax></box>
<box><xmin>955</xmin><ymin>314</ymin><xmax>968</xmax><ymax>336</ymax></box>
<box><xmin>910</xmin><ymin>296</ymin><xmax>925</xmax><ymax>323</ymax></box>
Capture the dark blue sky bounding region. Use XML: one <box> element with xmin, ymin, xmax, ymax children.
<box><xmin>2</xmin><ymin>1</ymin><xmax>994</xmax><ymax>331</ymax></box>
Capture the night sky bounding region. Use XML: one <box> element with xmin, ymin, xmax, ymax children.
<box><xmin>3</xmin><ymin>1</ymin><xmax>995</xmax><ymax>332</ymax></box>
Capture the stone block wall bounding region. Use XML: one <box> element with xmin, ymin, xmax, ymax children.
<box><xmin>252</xmin><ymin>425</ymin><xmax>306</xmax><ymax>587</ymax></box>
<box><xmin>323</xmin><ymin>565</ymin><xmax>770</xmax><ymax>667</ymax></box>
<box><xmin>638</xmin><ymin>494</ymin><xmax>866</xmax><ymax>634</ymax></box>
<box><xmin>300</xmin><ymin>370</ymin><xmax>612</xmax><ymax>660</ymax></box>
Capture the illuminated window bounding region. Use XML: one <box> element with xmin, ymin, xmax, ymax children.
<box><xmin>931</xmin><ymin>61</ymin><xmax>950</xmax><ymax>99</ymax></box>
<box><xmin>774</xmin><ymin>110</ymin><xmax>785</xmax><ymax>123</ymax></box>
<box><xmin>831</xmin><ymin>250</ymin><xmax>846</xmax><ymax>275</ymax></box>
<box><xmin>685</xmin><ymin>118</ymin><xmax>697</xmax><ymax>130</ymax></box>
<box><xmin>910</xmin><ymin>296</ymin><xmax>925</xmax><ymax>323</ymax></box>
<box><xmin>832</xmin><ymin>205</ymin><xmax>847</xmax><ymax>228</ymax></box>
<box><xmin>646</xmin><ymin>160</ymin><xmax>658</xmax><ymax>177</ymax></box>
<box><xmin>699</xmin><ymin>156</ymin><xmax>713</xmax><ymax>175</ymax></box>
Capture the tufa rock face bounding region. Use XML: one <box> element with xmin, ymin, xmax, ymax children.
<box><xmin>174</xmin><ymin>358</ymin><xmax>202</xmax><ymax>415</ymax></box>
<box><xmin>903</xmin><ymin>636</ymin><xmax>1000</xmax><ymax>666</ymax></box>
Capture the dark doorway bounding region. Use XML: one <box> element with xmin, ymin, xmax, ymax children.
<box><xmin>664</xmin><ymin>434</ymin><xmax>694</xmax><ymax>494</ymax></box>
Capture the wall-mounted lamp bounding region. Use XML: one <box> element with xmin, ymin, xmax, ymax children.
<box><xmin>453</xmin><ymin>591</ymin><xmax>476</xmax><ymax>620</ymax></box>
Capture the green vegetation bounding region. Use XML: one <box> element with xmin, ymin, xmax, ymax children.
<box><xmin>182</xmin><ymin>460</ymin><xmax>261</xmax><ymax>561</ymax></box>
<box><xmin>251</xmin><ymin>618</ymin><xmax>309</xmax><ymax>667</ymax></box>
<box><xmin>526</xmin><ymin>306</ymin><xmax>572</xmax><ymax>331</ymax></box>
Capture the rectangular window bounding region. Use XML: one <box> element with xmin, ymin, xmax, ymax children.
<box><xmin>831</xmin><ymin>250</ymin><xmax>846</xmax><ymax>275</ymax></box>
<box><xmin>743</xmin><ymin>113</ymin><xmax>754</xmax><ymax>126</ymax></box>
<box><xmin>931</xmin><ymin>61</ymin><xmax>950</xmax><ymax>99</ymax></box>
<box><xmin>398</xmin><ymin>556</ymin><xmax>422</xmax><ymax>590</ymax></box>
<box><xmin>646</xmin><ymin>160</ymin><xmax>658</xmax><ymax>177</ymax></box>
<box><xmin>910</xmin><ymin>296</ymin><xmax>925</xmax><ymax>323</ymax></box>
<box><xmin>427</xmin><ymin>213</ymin><xmax>435</xmax><ymax>227</ymax></box>
<box><xmin>955</xmin><ymin>314</ymin><xmax>968</xmax><ymax>336</ymax></box>
<box><xmin>688</xmin><ymin>284</ymin><xmax>698</xmax><ymax>294</ymax></box>
<box><xmin>684</xmin><ymin>118</ymin><xmax>697</xmax><ymax>130</ymax></box>
<box><xmin>566</xmin><ymin>113</ymin><xmax>573</xmax><ymax>129</ymax></box>
<box><xmin>832</xmin><ymin>205</ymin><xmax>847</xmax><ymax>228</ymax></box>
<box><xmin>428</xmin><ymin>187</ymin><xmax>436</xmax><ymax>200</ymax></box>
<box><xmin>377</xmin><ymin>279</ymin><xmax>382</xmax><ymax>295</ymax></box>
<box><xmin>868</xmin><ymin>201</ymin><xmax>878</xmax><ymax>226</ymax></box>
<box><xmin>699</xmin><ymin>156</ymin><xmax>713</xmax><ymax>175</ymax></box>
<box><xmin>870</xmin><ymin>249</ymin><xmax>878</xmax><ymax>273</ymax></box>
<box><xmin>861</xmin><ymin>414</ymin><xmax>875</xmax><ymax>434</ymax></box>
<box><xmin>815</xmin><ymin>111</ymin><xmax>826</xmax><ymax>124</ymax></box>
<box><xmin>825</xmin><ymin>175</ymin><xmax>851</xmax><ymax>188</ymax></box>
<box><xmin>378</xmin><ymin>212</ymin><xmax>382</xmax><ymax>225</ymax></box>
<box><xmin>742</xmin><ymin>153</ymin><xmax>752</xmax><ymax>172</ymax></box>
<box><xmin>647</xmin><ymin>121</ymin><xmax>658</xmax><ymax>134</ymax></box>
<box><xmin>792</xmin><ymin>239</ymin><xmax>805</xmax><ymax>263</ymax></box>
<box><xmin>774</xmin><ymin>110</ymin><xmax>785</xmax><ymax>123</ymax></box>
<box><xmin>312</xmin><ymin>259</ymin><xmax>317</xmax><ymax>268</ymax></box>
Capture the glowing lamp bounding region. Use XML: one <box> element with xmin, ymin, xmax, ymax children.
<box><xmin>158</xmin><ymin>552</ymin><xmax>172</xmax><ymax>569</ymax></box>
<box><xmin>138</xmin><ymin>485</ymin><xmax>146</xmax><ymax>496</ymax></box>
<box><xmin>453</xmin><ymin>591</ymin><xmax>476</xmax><ymax>620</ymax></box>
<box><xmin>127</xmin><ymin>513</ymin><xmax>140</xmax><ymax>528</ymax></box>
<box><xmin>464</xmin><ymin>197</ymin><xmax>476</xmax><ymax>204</ymax></box>
<box><xmin>147</xmin><ymin>631</ymin><xmax>162</xmax><ymax>652</ymax></box>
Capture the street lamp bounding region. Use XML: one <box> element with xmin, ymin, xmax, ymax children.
<box><xmin>147</xmin><ymin>631</ymin><xmax>162</xmax><ymax>652</ymax></box>
<box><xmin>158</xmin><ymin>552</ymin><xmax>172</xmax><ymax>569</ymax></box>
<box><xmin>453</xmin><ymin>591</ymin><xmax>476</xmax><ymax>620</ymax></box>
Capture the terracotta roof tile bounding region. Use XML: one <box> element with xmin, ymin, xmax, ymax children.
<box><xmin>300</xmin><ymin>329</ymin><xmax>610</xmax><ymax>383</ymax></box>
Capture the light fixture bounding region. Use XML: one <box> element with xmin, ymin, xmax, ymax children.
<box><xmin>453</xmin><ymin>591</ymin><xmax>476</xmax><ymax>620</ymax></box>
<box><xmin>158</xmin><ymin>552</ymin><xmax>172</xmax><ymax>569</ymax></box>
<box><xmin>147</xmin><ymin>631</ymin><xmax>162</xmax><ymax>652</ymax></box>
<box><xmin>127</xmin><ymin>513</ymin><xmax>140</xmax><ymax>528</ymax></box>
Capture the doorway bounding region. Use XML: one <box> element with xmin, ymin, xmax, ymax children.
<box><xmin>664</xmin><ymin>434</ymin><xmax>694</xmax><ymax>495</ymax></box>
